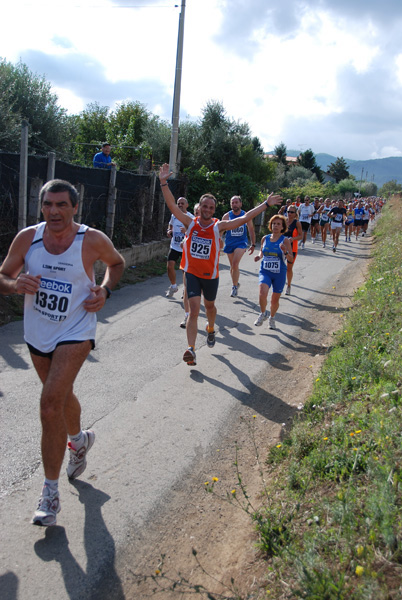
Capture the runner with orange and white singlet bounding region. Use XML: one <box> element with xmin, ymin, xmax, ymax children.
<box><xmin>159</xmin><ymin>163</ymin><xmax>282</xmax><ymax>365</ymax></box>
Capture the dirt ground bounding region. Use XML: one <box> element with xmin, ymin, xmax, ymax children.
<box><xmin>114</xmin><ymin>259</ymin><xmax>369</xmax><ymax>600</ymax></box>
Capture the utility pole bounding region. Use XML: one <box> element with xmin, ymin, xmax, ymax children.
<box><xmin>169</xmin><ymin>0</ymin><xmax>186</xmax><ymax>178</ymax></box>
<box><xmin>358</xmin><ymin>166</ymin><xmax>364</xmax><ymax>196</ymax></box>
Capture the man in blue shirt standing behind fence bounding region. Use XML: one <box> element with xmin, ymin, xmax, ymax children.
<box><xmin>93</xmin><ymin>143</ymin><xmax>116</xmax><ymax>169</ymax></box>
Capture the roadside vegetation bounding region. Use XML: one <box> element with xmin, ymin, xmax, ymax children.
<box><xmin>226</xmin><ymin>196</ymin><xmax>402</xmax><ymax>599</ymax></box>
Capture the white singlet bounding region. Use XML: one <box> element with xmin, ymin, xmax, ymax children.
<box><xmin>23</xmin><ymin>222</ymin><xmax>97</xmax><ymax>353</ymax></box>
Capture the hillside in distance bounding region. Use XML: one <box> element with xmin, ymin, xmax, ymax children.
<box><xmin>283</xmin><ymin>150</ymin><xmax>402</xmax><ymax>188</ymax></box>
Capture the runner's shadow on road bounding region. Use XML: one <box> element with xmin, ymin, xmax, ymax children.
<box><xmin>0</xmin><ymin>571</ymin><xmax>18</xmax><ymax>600</ymax></box>
<box><xmin>215</xmin><ymin>318</ymin><xmax>292</xmax><ymax>372</ymax></box>
<box><xmin>0</xmin><ymin>345</ymin><xmax>31</xmax><ymax>370</ymax></box>
<box><xmin>34</xmin><ymin>481</ymin><xmax>124</xmax><ymax>600</ymax></box>
<box><xmin>190</xmin><ymin>355</ymin><xmax>296</xmax><ymax>423</ymax></box>
<box><xmin>274</xmin><ymin>328</ymin><xmax>329</xmax><ymax>357</ymax></box>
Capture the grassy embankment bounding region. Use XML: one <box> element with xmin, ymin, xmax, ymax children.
<box><xmin>242</xmin><ymin>196</ymin><xmax>402</xmax><ymax>599</ymax></box>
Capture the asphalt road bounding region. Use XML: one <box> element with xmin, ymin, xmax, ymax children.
<box><xmin>0</xmin><ymin>231</ymin><xmax>372</xmax><ymax>600</ymax></box>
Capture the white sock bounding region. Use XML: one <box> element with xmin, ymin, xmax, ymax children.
<box><xmin>68</xmin><ymin>430</ymin><xmax>84</xmax><ymax>449</ymax></box>
<box><xmin>44</xmin><ymin>478</ymin><xmax>58</xmax><ymax>492</ymax></box>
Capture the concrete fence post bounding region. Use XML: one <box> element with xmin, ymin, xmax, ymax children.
<box><xmin>76</xmin><ymin>183</ymin><xmax>84</xmax><ymax>223</ymax></box>
<box><xmin>27</xmin><ymin>177</ymin><xmax>43</xmax><ymax>225</ymax></box>
<box><xmin>106</xmin><ymin>166</ymin><xmax>117</xmax><ymax>239</ymax></box>
<box><xmin>47</xmin><ymin>152</ymin><xmax>56</xmax><ymax>181</ymax></box>
<box><xmin>18</xmin><ymin>120</ymin><xmax>29</xmax><ymax>231</ymax></box>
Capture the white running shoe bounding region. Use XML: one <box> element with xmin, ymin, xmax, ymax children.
<box><xmin>268</xmin><ymin>316</ymin><xmax>276</xmax><ymax>330</ymax></box>
<box><xmin>166</xmin><ymin>285</ymin><xmax>178</xmax><ymax>298</ymax></box>
<box><xmin>254</xmin><ymin>312</ymin><xmax>268</xmax><ymax>326</ymax></box>
<box><xmin>31</xmin><ymin>485</ymin><xmax>61</xmax><ymax>527</ymax></box>
<box><xmin>301</xmin><ymin>242</ymin><xmax>305</xmax><ymax>249</ymax></box>
<box><xmin>312</xmin><ymin>238</ymin><xmax>316</xmax><ymax>244</ymax></box>
<box><xmin>285</xmin><ymin>285</ymin><xmax>291</xmax><ymax>295</ymax></box>
<box><xmin>67</xmin><ymin>430</ymin><xmax>95</xmax><ymax>480</ymax></box>
<box><xmin>230</xmin><ymin>285</ymin><xmax>238</xmax><ymax>297</ymax></box>
<box><xmin>323</xmin><ymin>242</ymin><xmax>326</xmax><ymax>248</ymax></box>
<box><xmin>180</xmin><ymin>314</ymin><xmax>188</xmax><ymax>329</ymax></box>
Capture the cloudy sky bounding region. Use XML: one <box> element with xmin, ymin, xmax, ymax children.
<box><xmin>3</xmin><ymin>0</ymin><xmax>402</xmax><ymax>160</ymax></box>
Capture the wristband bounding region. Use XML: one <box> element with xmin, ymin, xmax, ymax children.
<box><xmin>161</xmin><ymin>183</ymin><xmax>168</xmax><ymax>187</ymax></box>
<box><xmin>102</xmin><ymin>285</ymin><xmax>112</xmax><ymax>299</ymax></box>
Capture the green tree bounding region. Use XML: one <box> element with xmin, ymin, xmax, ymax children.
<box><xmin>0</xmin><ymin>76</ymin><xmax>20</xmax><ymax>150</ymax></box>
<box><xmin>379</xmin><ymin>180</ymin><xmax>402</xmax><ymax>196</ymax></box>
<box><xmin>197</xmin><ymin>100</ymin><xmax>266</xmax><ymax>177</ymax></box>
<box><xmin>143</xmin><ymin>115</ymin><xmax>171</xmax><ymax>167</ymax></box>
<box><xmin>328</xmin><ymin>157</ymin><xmax>350</xmax><ymax>183</ymax></box>
<box><xmin>273</xmin><ymin>142</ymin><xmax>287</xmax><ymax>167</ymax></box>
<box><xmin>0</xmin><ymin>58</ymin><xmax>69</xmax><ymax>154</ymax></box>
<box><xmin>336</xmin><ymin>177</ymin><xmax>357</xmax><ymax>197</ymax></box>
<box><xmin>71</xmin><ymin>102</ymin><xmax>109</xmax><ymax>165</ymax></box>
<box><xmin>360</xmin><ymin>182</ymin><xmax>378</xmax><ymax>197</ymax></box>
<box><xmin>287</xmin><ymin>165</ymin><xmax>316</xmax><ymax>186</ymax></box>
<box><xmin>106</xmin><ymin>101</ymin><xmax>151</xmax><ymax>170</ymax></box>
<box><xmin>298</xmin><ymin>148</ymin><xmax>323</xmax><ymax>182</ymax></box>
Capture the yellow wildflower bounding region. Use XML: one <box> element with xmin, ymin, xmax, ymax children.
<box><xmin>212</xmin><ymin>477</ymin><xmax>219</xmax><ymax>482</ymax></box>
<box><xmin>276</xmin><ymin>444</ymin><xmax>282</xmax><ymax>448</ymax></box>
<box><xmin>155</xmin><ymin>569</ymin><xmax>161</xmax><ymax>575</ymax></box>
<box><xmin>231</xmin><ymin>489</ymin><xmax>236</xmax><ymax>495</ymax></box>
<box><xmin>323</xmin><ymin>437</ymin><xmax>328</xmax><ymax>441</ymax></box>
<box><xmin>356</xmin><ymin>545</ymin><xmax>364</xmax><ymax>557</ymax></box>
<box><xmin>355</xmin><ymin>565</ymin><xmax>364</xmax><ymax>577</ymax></box>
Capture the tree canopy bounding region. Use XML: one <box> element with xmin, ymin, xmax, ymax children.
<box><xmin>298</xmin><ymin>149</ymin><xmax>323</xmax><ymax>183</ymax></box>
<box><xmin>0</xmin><ymin>58</ymin><xmax>70</xmax><ymax>154</ymax></box>
<box><xmin>378</xmin><ymin>179</ymin><xmax>402</xmax><ymax>196</ymax></box>
<box><xmin>328</xmin><ymin>157</ymin><xmax>350</xmax><ymax>183</ymax></box>
<box><xmin>273</xmin><ymin>142</ymin><xmax>287</xmax><ymax>167</ymax></box>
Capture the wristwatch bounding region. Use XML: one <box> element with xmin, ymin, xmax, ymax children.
<box><xmin>102</xmin><ymin>285</ymin><xmax>112</xmax><ymax>299</ymax></box>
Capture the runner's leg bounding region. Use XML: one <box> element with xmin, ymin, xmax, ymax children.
<box><xmin>258</xmin><ymin>283</ymin><xmax>269</xmax><ymax>313</ymax></box>
<box><xmin>228</xmin><ymin>247</ymin><xmax>246</xmax><ymax>287</ymax></box>
<box><xmin>270</xmin><ymin>291</ymin><xmax>282</xmax><ymax>317</ymax></box>
<box><xmin>187</xmin><ymin>295</ymin><xmax>201</xmax><ymax>349</ymax></box>
<box><xmin>31</xmin><ymin>341</ymin><xmax>92</xmax><ymax>480</ymax></box>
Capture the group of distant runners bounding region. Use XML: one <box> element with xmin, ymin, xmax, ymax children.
<box><xmin>162</xmin><ymin>174</ymin><xmax>384</xmax><ymax>362</ymax></box>
<box><xmin>0</xmin><ymin>168</ymin><xmax>384</xmax><ymax>529</ymax></box>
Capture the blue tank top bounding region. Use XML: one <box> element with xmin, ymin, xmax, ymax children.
<box><xmin>260</xmin><ymin>235</ymin><xmax>287</xmax><ymax>275</ymax></box>
<box><xmin>223</xmin><ymin>210</ymin><xmax>248</xmax><ymax>251</ymax></box>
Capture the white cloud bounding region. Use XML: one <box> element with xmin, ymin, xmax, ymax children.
<box><xmin>1</xmin><ymin>0</ymin><xmax>402</xmax><ymax>159</ymax></box>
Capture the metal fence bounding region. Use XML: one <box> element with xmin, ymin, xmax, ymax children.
<box><xmin>0</xmin><ymin>151</ymin><xmax>186</xmax><ymax>258</ymax></box>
